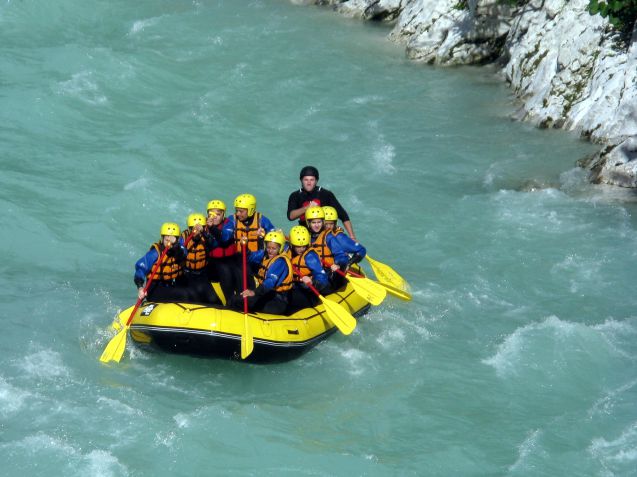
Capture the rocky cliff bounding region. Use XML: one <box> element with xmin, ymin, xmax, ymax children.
<box><xmin>293</xmin><ymin>0</ymin><xmax>637</xmax><ymax>187</ymax></box>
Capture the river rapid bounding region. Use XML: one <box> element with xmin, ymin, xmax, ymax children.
<box><xmin>1</xmin><ymin>1</ymin><xmax>636</xmax><ymax>476</ymax></box>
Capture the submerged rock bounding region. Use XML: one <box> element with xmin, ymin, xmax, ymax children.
<box><xmin>295</xmin><ymin>0</ymin><xmax>637</xmax><ymax>188</ymax></box>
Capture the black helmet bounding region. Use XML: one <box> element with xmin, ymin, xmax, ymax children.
<box><xmin>299</xmin><ymin>166</ymin><xmax>319</xmax><ymax>181</ymax></box>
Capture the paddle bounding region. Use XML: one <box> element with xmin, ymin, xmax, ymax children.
<box><xmin>292</xmin><ymin>266</ymin><xmax>356</xmax><ymax>335</ymax></box>
<box><xmin>100</xmin><ymin>232</ymin><xmax>193</xmax><ymax>364</ymax></box>
<box><xmin>346</xmin><ymin>268</ymin><xmax>412</xmax><ymax>301</ymax></box>
<box><xmin>330</xmin><ymin>267</ymin><xmax>386</xmax><ymax>306</ymax></box>
<box><xmin>240</xmin><ymin>242</ymin><xmax>254</xmax><ymax>359</ymax></box>
<box><xmin>365</xmin><ymin>255</ymin><xmax>410</xmax><ymax>292</ymax></box>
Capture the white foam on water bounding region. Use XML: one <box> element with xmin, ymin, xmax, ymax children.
<box><xmin>338</xmin><ymin>348</ymin><xmax>368</xmax><ymax>376</ymax></box>
<box><xmin>16</xmin><ymin>432</ymin><xmax>77</xmax><ymax>456</ymax></box>
<box><xmin>154</xmin><ymin>430</ymin><xmax>177</xmax><ymax>448</ymax></box>
<box><xmin>126</xmin><ymin>343</ymin><xmax>152</xmax><ymax>361</ymax></box>
<box><xmin>592</xmin><ymin>318</ymin><xmax>637</xmax><ymax>359</ymax></box>
<box><xmin>589</xmin><ymin>379</ymin><xmax>637</xmax><ymax>418</ymax></box>
<box><xmin>56</xmin><ymin>71</ymin><xmax>108</xmax><ymax>105</ymax></box>
<box><xmin>167</xmin><ymin>201</ymin><xmax>181</xmax><ymax>214</ymax></box>
<box><xmin>83</xmin><ymin>321</ymin><xmax>121</xmax><ymax>357</ymax></box>
<box><xmin>484</xmin><ymin>315</ymin><xmax>637</xmax><ymax>381</ymax></box>
<box><xmin>592</xmin><ymin>318</ymin><xmax>637</xmax><ymax>334</ymax></box>
<box><xmin>373</xmin><ymin>142</ymin><xmax>396</xmax><ymax>175</ymax></box>
<box><xmin>508</xmin><ymin>429</ymin><xmax>546</xmax><ymax>473</ymax></box>
<box><xmin>0</xmin><ymin>376</ymin><xmax>32</xmax><ymax>416</ymax></box>
<box><xmin>3</xmin><ymin>433</ymin><xmax>128</xmax><ymax>476</ymax></box>
<box><xmin>276</xmin><ymin>101</ymin><xmax>322</xmax><ymax>130</ymax></box>
<box><xmin>375</xmin><ymin>327</ymin><xmax>406</xmax><ymax>350</ymax></box>
<box><xmin>174</xmin><ymin>412</ymin><xmax>190</xmax><ymax>429</ymax></box>
<box><xmin>551</xmin><ymin>253</ymin><xmax>603</xmax><ymax>294</ymax></box>
<box><xmin>589</xmin><ymin>421</ymin><xmax>637</xmax><ymax>468</ymax></box>
<box><xmin>133</xmin><ymin>364</ymin><xmax>195</xmax><ymax>395</ymax></box>
<box><xmin>79</xmin><ymin>450</ymin><xmax>129</xmax><ymax>477</ymax></box>
<box><xmin>351</xmin><ymin>95</ymin><xmax>383</xmax><ymax>105</ymax></box>
<box><xmin>482</xmin><ymin>316</ymin><xmax>577</xmax><ymax>378</ymax></box>
<box><xmin>128</xmin><ymin>17</ymin><xmax>160</xmax><ymax>36</ymax></box>
<box><xmin>491</xmin><ymin>188</ymin><xmax>575</xmax><ymax>234</ymax></box>
<box><xmin>123</xmin><ymin>176</ymin><xmax>149</xmax><ymax>191</ymax></box>
<box><xmin>97</xmin><ymin>396</ymin><xmax>144</xmax><ymax>417</ymax></box>
<box><xmin>364</xmin><ymin>119</ymin><xmax>396</xmax><ymax>175</ymax></box>
<box><xmin>231</xmin><ymin>62</ymin><xmax>249</xmax><ymax>81</ymax></box>
<box><xmin>17</xmin><ymin>349</ymin><xmax>71</xmax><ymax>380</ymax></box>
<box><xmin>209</xmin><ymin>35</ymin><xmax>223</xmax><ymax>45</ymax></box>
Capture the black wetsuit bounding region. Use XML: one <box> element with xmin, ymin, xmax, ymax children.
<box><xmin>287</xmin><ymin>186</ymin><xmax>350</xmax><ymax>225</ymax></box>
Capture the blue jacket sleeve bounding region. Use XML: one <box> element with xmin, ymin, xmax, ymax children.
<box><xmin>331</xmin><ymin>233</ymin><xmax>366</xmax><ymax>262</ymax></box>
<box><xmin>260</xmin><ymin>215</ymin><xmax>276</xmax><ymax>233</ymax></box>
<box><xmin>260</xmin><ymin>257</ymin><xmax>289</xmax><ymax>292</ymax></box>
<box><xmin>248</xmin><ymin>249</ymin><xmax>265</xmax><ymax>266</ymax></box>
<box><xmin>326</xmin><ymin>234</ymin><xmax>349</xmax><ymax>266</ymax></box>
<box><xmin>134</xmin><ymin>247</ymin><xmax>159</xmax><ymax>286</ymax></box>
<box><xmin>218</xmin><ymin>216</ymin><xmax>236</xmax><ymax>244</ymax></box>
<box><xmin>305</xmin><ymin>251</ymin><xmax>329</xmax><ymax>288</ymax></box>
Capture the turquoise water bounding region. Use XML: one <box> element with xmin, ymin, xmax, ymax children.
<box><xmin>2</xmin><ymin>0</ymin><xmax>636</xmax><ymax>475</ymax></box>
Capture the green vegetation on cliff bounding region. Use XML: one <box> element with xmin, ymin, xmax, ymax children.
<box><xmin>588</xmin><ymin>0</ymin><xmax>637</xmax><ymax>37</ymax></box>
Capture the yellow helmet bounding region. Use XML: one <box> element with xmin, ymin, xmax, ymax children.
<box><xmin>234</xmin><ymin>193</ymin><xmax>257</xmax><ymax>216</ymax></box>
<box><xmin>322</xmin><ymin>206</ymin><xmax>338</xmax><ymax>222</ymax></box>
<box><xmin>305</xmin><ymin>206</ymin><xmax>325</xmax><ymax>222</ymax></box>
<box><xmin>264</xmin><ymin>230</ymin><xmax>286</xmax><ymax>251</ymax></box>
<box><xmin>160</xmin><ymin>222</ymin><xmax>180</xmax><ymax>237</ymax></box>
<box><xmin>289</xmin><ymin>226</ymin><xmax>310</xmax><ymax>247</ymax></box>
<box><xmin>187</xmin><ymin>213</ymin><xmax>206</xmax><ymax>228</ymax></box>
<box><xmin>206</xmin><ymin>199</ymin><xmax>226</xmax><ymax>213</ymax></box>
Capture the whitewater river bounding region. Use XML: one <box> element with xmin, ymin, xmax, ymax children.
<box><xmin>2</xmin><ymin>1</ymin><xmax>636</xmax><ymax>475</ymax></box>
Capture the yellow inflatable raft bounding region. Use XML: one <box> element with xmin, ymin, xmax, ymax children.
<box><xmin>112</xmin><ymin>278</ymin><xmax>372</xmax><ymax>362</ymax></box>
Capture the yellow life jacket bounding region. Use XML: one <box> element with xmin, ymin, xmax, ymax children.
<box><xmin>181</xmin><ymin>231</ymin><xmax>207</xmax><ymax>271</ymax></box>
<box><xmin>150</xmin><ymin>243</ymin><xmax>183</xmax><ymax>282</ymax></box>
<box><xmin>256</xmin><ymin>253</ymin><xmax>294</xmax><ymax>293</ymax></box>
<box><xmin>311</xmin><ymin>229</ymin><xmax>334</xmax><ymax>267</ymax></box>
<box><xmin>234</xmin><ymin>212</ymin><xmax>262</xmax><ymax>253</ymax></box>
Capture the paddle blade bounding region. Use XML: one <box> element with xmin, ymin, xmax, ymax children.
<box><xmin>110</xmin><ymin>305</ymin><xmax>135</xmax><ymax>331</ymax></box>
<box><xmin>99</xmin><ymin>327</ymin><xmax>128</xmax><ymax>363</ymax></box>
<box><xmin>382</xmin><ymin>283</ymin><xmax>412</xmax><ymax>301</ymax></box>
<box><xmin>347</xmin><ymin>275</ymin><xmax>387</xmax><ymax>306</ymax></box>
<box><xmin>366</xmin><ymin>256</ymin><xmax>409</xmax><ymax>291</ymax></box>
<box><xmin>241</xmin><ymin>313</ymin><xmax>254</xmax><ymax>359</ymax></box>
<box><xmin>319</xmin><ymin>296</ymin><xmax>356</xmax><ymax>335</ymax></box>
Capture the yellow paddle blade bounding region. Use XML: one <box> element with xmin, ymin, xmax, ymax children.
<box><xmin>366</xmin><ymin>255</ymin><xmax>409</xmax><ymax>291</ymax></box>
<box><xmin>319</xmin><ymin>296</ymin><xmax>356</xmax><ymax>335</ymax></box>
<box><xmin>110</xmin><ymin>305</ymin><xmax>135</xmax><ymax>331</ymax></box>
<box><xmin>212</xmin><ymin>282</ymin><xmax>227</xmax><ymax>306</ymax></box>
<box><xmin>99</xmin><ymin>327</ymin><xmax>128</xmax><ymax>363</ymax></box>
<box><xmin>382</xmin><ymin>282</ymin><xmax>412</xmax><ymax>301</ymax></box>
<box><xmin>241</xmin><ymin>313</ymin><xmax>254</xmax><ymax>359</ymax></box>
<box><xmin>347</xmin><ymin>275</ymin><xmax>387</xmax><ymax>306</ymax></box>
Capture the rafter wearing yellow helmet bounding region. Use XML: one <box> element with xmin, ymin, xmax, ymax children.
<box><xmin>287</xmin><ymin>225</ymin><xmax>330</xmax><ymax>314</ymax></box>
<box><xmin>133</xmin><ymin>222</ymin><xmax>190</xmax><ymax>304</ymax></box>
<box><xmin>227</xmin><ymin>193</ymin><xmax>276</xmax><ymax>254</ymax></box>
<box><xmin>179</xmin><ymin>213</ymin><xmax>220</xmax><ymax>305</ymax></box>
<box><xmin>229</xmin><ymin>229</ymin><xmax>292</xmax><ymax>315</ymax></box>
<box><xmin>204</xmin><ymin>199</ymin><xmax>236</xmax><ymax>303</ymax></box>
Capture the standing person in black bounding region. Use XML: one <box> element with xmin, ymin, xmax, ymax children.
<box><xmin>287</xmin><ymin>166</ymin><xmax>357</xmax><ymax>241</ymax></box>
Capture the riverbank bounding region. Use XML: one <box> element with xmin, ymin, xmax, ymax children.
<box><xmin>293</xmin><ymin>0</ymin><xmax>637</xmax><ymax>188</ymax></box>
